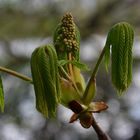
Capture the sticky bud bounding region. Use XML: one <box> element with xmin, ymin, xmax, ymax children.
<box><xmin>79</xmin><ymin>112</ymin><xmax>93</xmax><ymax>128</ymax></box>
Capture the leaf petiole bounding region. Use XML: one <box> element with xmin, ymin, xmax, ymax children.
<box><xmin>83</xmin><ymin>46</ymin><xmax>107</xmax><ymax>99</ymax></box>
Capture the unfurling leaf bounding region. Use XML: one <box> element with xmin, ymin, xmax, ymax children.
<box><xmin>104</xmin><ymin>22</ymin><xmax>134</xmax><ymax>95</ymax></box>
<box><xmin>31</xmin><ymin>45</ymin><xmax>60</xmax><ymax>118</ymax></box>
<box><xmin>0</xmin><ymin>76</ymin><xmax>4</xmax><ymax>112</ymax></box>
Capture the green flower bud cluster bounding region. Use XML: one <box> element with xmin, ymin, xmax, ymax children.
<box><xmin>56</xmin><ymin>13</ymin><xmax>78</xmax><ymax>52</ymax></box>
<box><xmin>54</xmin><ymin>13</ymin><xmax>80</xmax><ymax>61</ymax></box>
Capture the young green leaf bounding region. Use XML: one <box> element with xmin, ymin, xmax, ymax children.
<box><xmin>31</xmin><ymin>45</ymin><xmax>60</xmax><ymax>118</ymax></box>
<box><xmin>0</xmin><ymin>75</ymin><xmax>4</xmax><ymax>112</ymax></box>
<box><xmin>104</xmin><ymin>22</ymin><xmax>134</xmax><ymax>95</ymax></box>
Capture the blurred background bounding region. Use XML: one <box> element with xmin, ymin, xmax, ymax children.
<box><xmin>0</xmin><ymin>0</ymin><xmax>140</xmax><ymax>140</ymax></box>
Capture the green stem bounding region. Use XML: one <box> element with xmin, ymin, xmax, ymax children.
<box><xmin>0</xmin><ymin>66</ymin><xmax>33</xmax><ymax>84</ymax></box>
<box><xmin>91</xmin><ymin>46</ymin><xmax>106</xmax><ymax>79</ymax></box>
<box><xmin>83</xmin><ymin>46</ymin><xmax>107</xmax><ymax>99</ymax></box>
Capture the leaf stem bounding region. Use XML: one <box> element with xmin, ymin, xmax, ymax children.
<box><xmin>92</xmin><ymin>115</ymin><xmax>112</xmax><ymax>140</ymax></box>
<box><xmin>0</xmin><ymin>66</ymin><xmax>33</xmax><ymax>84</ymax></box>
<box><xmin>83</xmin><ymin>46</ymin><xmax>107</xmax><ymax>99</ymax></box>
<box><xmin>92</xmin><ymin>46</ymin><xmax>107</xmax><ymax>79</ymax></box>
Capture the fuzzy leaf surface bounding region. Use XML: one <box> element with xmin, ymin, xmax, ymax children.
<box><xmin>31</xmin><ymin>45</ymin><xmax>60</xmax><ymax>118</ymax></box>
<box><xmin>104</xmin><ymin>22</ymin><xmax>134</xmax><ymax>95</ymax></box>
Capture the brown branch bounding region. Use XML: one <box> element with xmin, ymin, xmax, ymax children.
<box><xmin>92</xmin><ymin>115</ymin><xmax>112</xmax><ymax>140</ymax></box>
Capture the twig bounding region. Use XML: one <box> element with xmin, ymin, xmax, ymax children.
<box><xmin>92</xmin><ymin>115</ymin><xmax>112</xmax><ymax>140</ymax></box>
<box><xmin>0</xmin><ymin>66</ymin><xmax>33</xmax><ymax>83</ymax></box>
